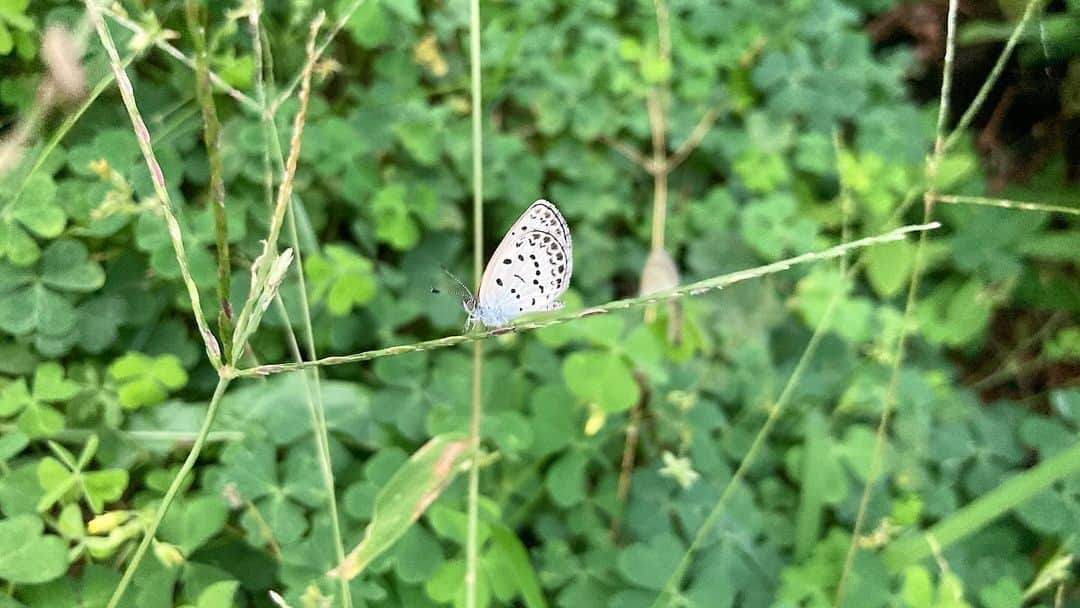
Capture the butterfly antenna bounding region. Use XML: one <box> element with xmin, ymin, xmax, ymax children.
<box><xmin>439</xmin><ymin>265</ymin><xmax>474</xmax><ymax>299</ymax></box>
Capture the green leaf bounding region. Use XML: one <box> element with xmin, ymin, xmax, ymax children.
<box><xmin>371</xmin><ymin>184</ymin><xmax>420</xmax><ymax>250</ymax></box>
<box><xmin>36</xmin><ymin>456</ymin><xmax>76</xmax><ymax>511</ymax></box>
<box><xmin>108</xmin><ymin>352</ymin><xmax>188</xmax><ymax>409</ymax></box>
<box><xmin>545</xmin><ymin>450</ymin><xmax>587</xmax><ymax>507</ymax></box>
<box><xmin>918</xmin><ymin>278</ymin><xmax>994</xmax><ymax>347</ymax></box>
<box><xmin>40</xmin><ymin>240</ymin><xmax>105</xmax><ymax>292</ymax></box>
<box><xmin>0</xmin><ymin>220</ymin><xmax>40</xmax><ymax>265</ymax></box>
<box><xmin>328</xmin><ymin>434</ymin><xmax>471</xmax><ymax>580</ymax></box>
<box><xmin>562</xmin><ymin>350</ymin><xmax>639</xmax><ymax>413</ymax></box>
<box><xmin>343</xmin><ymin>0</ymin><xmax>388</xmax><ymax>48</ymax></box>
<box><xmin>306</xmin><ymin>244</ymin><xmax>377</xmax><ymax>315</ymax></box>
<box><xmin>0</xmin><ymin>514</ymin><xmax>70</xmax><ymax>584</ymax></box>
<box><xmin>10</xmin><ymin>174</ymin><xmax>65</xmax><ymax>238</ymax></box>
<box><xmin>382</xmin><ymin>0</ymin><xmax>421</xmax><ymax>23</ymax></box>
<box><xmin>31</xmin><ymin>362</ymin><xmax>80</xmax><ymax>402</ymax></box>
<box><xmin>640</xmin><ymin>50</ymin><xmax>671</xmax><ymax>83</ymax></box>
<box><xmin>0</xmin><ymin>378</ymin><xmax>31</xmax><ymax>416</ymax></box>
<box><xmin>391</xmin><ymin>525</ymin><xmax>444</xmax><ymax>584</ymax></box>
<box><xmin>900</xmin><ymin>566</ymin><xmax>933</xmax><ymax>608</ymax></box>
<box><xmin>17</xmin><ymin>400</ymin><xmax>65</xmax><ymax>438</ymax></box>
<box><xmin>82</xmin><ymin>469</ymin><xmax>129</xmax><ymax>512</ymax></box>
<box><xmin>160</xmin><ymin>495</ymin><xmax>230</xmax><ymax>556</ymax></box>
<box><xmin>489</xmin><ymin>525</ymin><xmax>548</xmax><ymax>608</ymax></box>
<box><xmin>193</xmin><ymin>580</ymin><xmax>238</xmax><ymax>608</ymax></box>
<box><xmin>739</xmin><ymin>192</ymin><xmax>817</xmax><ymax>260</ymax></box>
<box><xmin>0</xmin><ymin>430</ymin><xmax>28</xmax><ymax>461</ymax></box>
<box><xmin>616</xmin><ymin>533</ymin><xmax>684</xmax><ymax>590</ymax></box>
<box><xmin>863</xmin><ymin>239</ymin><xmax>915</xmax><ymax>297</ymax></box>
<box><xmin>76</xmin><ymin>295</ymin><xmax>127</xmax><ymax>353</ymax></box>
<box><xmin>977</xmin><ymin>577</ymin><xmax>1023</xmax><ymax>608</ymax></box>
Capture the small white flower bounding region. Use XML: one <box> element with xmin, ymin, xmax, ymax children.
<box><xmin>659</xmin><ymin>451</ymin><xmax>700</xmax><ymax>490</ymax></box>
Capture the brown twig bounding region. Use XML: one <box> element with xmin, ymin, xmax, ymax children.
<box><xmin>601</xmin><ymin>134</ymin><xmax>650</xmax><ymax>168</ymax></box>
<box><xmin>611</xmin><ymin>378</ymin><xmax>646</xmax><ymax>540</ymax></box>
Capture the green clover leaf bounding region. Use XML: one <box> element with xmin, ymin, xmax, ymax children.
<box><xmin>0</xmin><ymin>514</ymin><xmax>69</xmax><ymax>584</ymax></box>
<box><xmin>306</xmin><ymin>244</ymin><xmax>377</xmax><ymax>315</ymax></box>
<box><xmin>0</xmin><ymin>239</ymin><xmax>105</xmax><ymax>354</ymax></box>
<box><xmin>108</xmin><ymin>352</ymin><xmax>189</xmax><ymax>410</ymax></box>
<box><xmin>0</xmin><ymin>362</ymin><xmax>79</xmax><ymax>438</ymax></box>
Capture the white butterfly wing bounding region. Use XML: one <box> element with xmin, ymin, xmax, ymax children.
<box><xmin>476</xmin><ymin>200</ymin><xmax>572</xmax><ymax>323</ymax></box>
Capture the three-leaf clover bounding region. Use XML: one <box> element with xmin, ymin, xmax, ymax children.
<box><xmin>107</xmin><ymin>352</ymin><xmax>189</xmax><ymax>410</ymax></box>
<box><xmin>0</xmin><ymin>362</ymin><xmax>80</xmax><ymax>437</ymax></box>
<box><xmin>0</xmin><ymin>173</ymin><xmax>66</xmax><ymax>265</ymax></box>
<box><xmin>0</xmin><ymin>239</ymin><xmax>105</xmax><ymax>353</ymax></box>
<box><xmin>37</xmin><ymin>436</ymin><xmax>129</xmax><ymax>513</ymax></box>
<box><xmin>306</xmin><ymin>244</ymin><xmax>377</xmax><ymax>315</ymax></box>
<box><xmin>0</xmin><ymin>514</ymin><xmax>69</xmax><ymax>584</ymax></box>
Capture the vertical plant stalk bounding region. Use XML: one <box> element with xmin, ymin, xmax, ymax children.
<box><xmin>86</xmin><ymin>0</ymin><xmax>222</xmax><ymax>367</ymax></box>
<box><xmin>646</xmin><ymin>0</ymin><xmax>671</xmax><ymax>251</ymax></box>
<box><xmin>466</xmin><ymin>0</ymin><xmax>484</xmax><ymax>604</ymax></box>
<box><xmin>185</xmin><ymin>0</ymin><xmax>233</xmax><ymax>363</ymax></box>
<box><xmin>105</xmin><ymin>378</ymin><xmax>232</xmax><ymax>608</ymax></box>
<box><xmin>249</xmin><ymin>8</ymin><xmax>352</xmax><ymax>607</ymax></box>
<box><xmin>834</xmin><ymin>0</ymin><xmax>957</xmax><ymax>605</ymax></box>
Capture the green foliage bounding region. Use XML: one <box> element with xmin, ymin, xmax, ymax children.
<box><xmin>108</xmin><ymin>352</ymin><xmax>188</xmax><ymax>410</ymax></box>
<box><xmin>0</xmin><ymin>362</ymin><xmax>79</xmax><ymax>437</ymax></box>
<box><xmin>1</xmin><ymin>0</ymin><xmax>1077</xmax><ymax>606</ymax></box>
<box><xmin>306</xmin><ymin>244</ymin><xmax>377</xmax><ymax>316</ymax></box>
<box><xmin>0</xmin><ymin>515</ymin><xmax>68</xmax><ymax>584</ymax></box>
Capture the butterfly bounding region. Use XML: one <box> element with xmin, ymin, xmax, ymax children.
<box><xmin>442</xmin><ymin>200</ymin><xmax>573</xmax><ymax>329</ymax></box>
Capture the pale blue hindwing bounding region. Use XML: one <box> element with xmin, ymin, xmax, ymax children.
<box><xmin>472</xmin><ymin>200</ymin><xmax>572</xmax><ymax>328</ymax></box>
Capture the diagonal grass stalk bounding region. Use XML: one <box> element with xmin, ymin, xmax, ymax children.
<box><xmin>5</xmin><ymin>51</ymin><xmax>135</xmax><ymax>207</ymax></box>
<box><xmin>883</xmin><ymin>440</ymin><xmax>1080</xmax><ymax>571</ymax></box>
<box><xmin>104</xmin><ymin>377</ymin><xmax>231</xmax><ymax>608</ymax></box>
<box><xmin>651</xmin><ymin>292</ymin><xmax>842</xmax><ymax>606</ymax></box>
<box><xmin>86</xmin><ymin>0</ymin><xmax>221</xmax><ymax>368</ymax></box>
<box><xmin>237</xmin><ymin>222</ymin><xmax>940</xmax><ymax>378</ymax></box>
<box><xmin>931</xmin><ymin>193</ymin><xmax>1079</xmax><ymax>215</ymax></box>
<box><xmin>941</xmin><ymin>0</ymin><xmax>1047</xmax><ymax>153</ymax></box>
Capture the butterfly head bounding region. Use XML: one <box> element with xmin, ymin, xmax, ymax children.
<box><xmin>461</xmin><ymin>295</ymin><xmax>477</xmax><ymax>315</ymax></box>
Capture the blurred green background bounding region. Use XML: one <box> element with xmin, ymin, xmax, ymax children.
<box><xmin>0</xmin><ymin>0</ymin><xmax>1078</xmax><ymax>606</ymax></box>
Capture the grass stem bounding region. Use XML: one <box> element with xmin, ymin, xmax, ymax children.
<box><xmin>185</xmin><ymin>0</ymin><xmax>233</xmax><ymax>363</ymax></box>
<box><xmin>237</xmin><ymin>222</ymin><xmax>939</xmax><ymax>378</ymax></box>
<box><xmin>104</xmin><ymin>377</ymin><xmax>232</xmax><ymax>608</ymax></box>
<box><xmin>466</xmin><ymin>0</ymin><xmax>485</xmax><ymax>604</ymax></box>
<box><xmin>86</xmin><ymin>0</ymin><xmax>220</xmax><ymax>367</ymax></box>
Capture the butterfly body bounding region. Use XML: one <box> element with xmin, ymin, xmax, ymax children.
<box><xmin>464</xmin><ymin>200</ymin><xmax>573</xmax><ymax>329</ymax></box>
